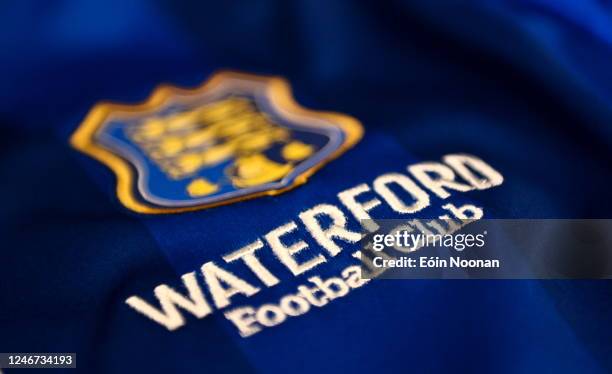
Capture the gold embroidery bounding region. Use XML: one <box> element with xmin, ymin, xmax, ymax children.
<box><xmin>187</xmin><ymin>178</ymin><xmax>219</xmax><ymax>197</ymax></box>
<box><xmin>70</xmin><ymin>71</ymin><xmax>364</xmax><ymax>214</ymax></box>
<box><xmin>127</xmin><ymin>98</ymin><xmax>291</xmax><ymax>181</ymax></box>
<box><xmin>229</xmin><ymin>154</ymin><xmax>293</xmax><ymax>188</ymax></box>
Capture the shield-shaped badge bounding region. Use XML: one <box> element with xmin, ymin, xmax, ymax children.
<box><xmin>71</xmin><ymin>71</ymin><xmax>363</xmax><ymax>213</ymax></box>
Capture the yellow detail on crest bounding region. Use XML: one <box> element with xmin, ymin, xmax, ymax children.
<box><xmin>127</xmin><ymin>98</ymin><xmax>292</xmax><ymax>180</ymax></box>
<box><xmin>282</xmin><ymin>141</ymin><xmax>314</xmax><ymax>161</ymax></box>
<box><xmin>187</xmin><ymin>178</ymin><xmax>219</xmax><ymax>197</ymax></box>
<box><xmin>230</xmin><ymin>154</ymin><xmax>293</xmax><ymax>188</ymax></box>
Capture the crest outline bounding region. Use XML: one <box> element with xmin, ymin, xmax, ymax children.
<box><xmin>70</xmin><ymin>71</ymin><xmax>363</xmax><ymax>214</ymax></box>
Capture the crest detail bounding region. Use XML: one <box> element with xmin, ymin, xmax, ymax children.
<box><xmin>70</xmin><ymin>71</ymin><xmax>363</xmax><ymax>213</ymax></box>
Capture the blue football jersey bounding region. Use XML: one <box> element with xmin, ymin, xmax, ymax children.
<box><xmin>1</xmin><ymin>1</ymin><xmax>611</xmax><ymax>373</ymax></box>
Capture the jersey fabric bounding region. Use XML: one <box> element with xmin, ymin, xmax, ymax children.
<box><xmin>1</xmin><ymin>1</ymin><xmax>611</xmax><ymax>373</ymax></box>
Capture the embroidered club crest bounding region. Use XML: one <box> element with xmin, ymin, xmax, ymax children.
<box><xmin>70</xmin><ymin>71</ymin><xmax>363</xmax><ymax>213</ymax></box>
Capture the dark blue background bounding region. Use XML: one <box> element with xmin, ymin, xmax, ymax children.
<box><xmin>1</xmin><ymin>1</ymin><xmax>611</xmax><ymax>373</ymax></box>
